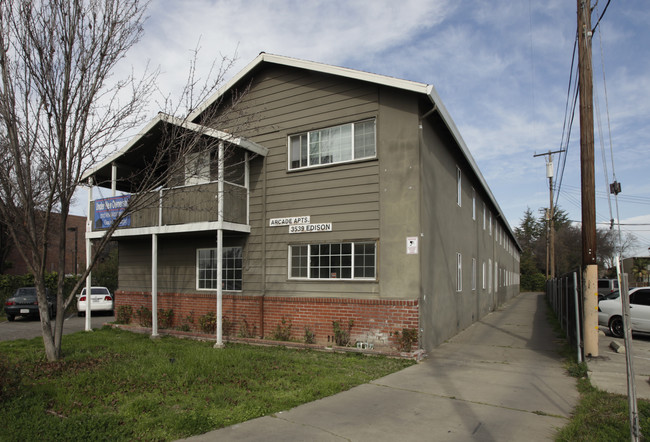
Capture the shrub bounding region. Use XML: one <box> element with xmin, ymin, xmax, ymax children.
<box><xmin>135</xmin><ymin>306</ymin><xmax>152</xmax><ymax>327</ymax></box>
<box><xmin>304</xmin><ymin>326</ymin><xmax>316</xmax><ymax>344</ymax></box>
<box><xmin>222</xmin><ymin>316</ymin><xmax>233</xmax><ymax>337</ymax></box>
<box><xmin>332</xmin><ymin>320</ymin><xmax>354</xmax><ymax>347</ymax></box>
<box><xmin>394</xmin><ymin>328</ymin><xmax>418</xmax><ymax>352</ymax></box>
<box><xmin>198</xmin><ymin>312</ymin><xmax>216</xmax><ymax>334</ymax></box>
<box><xmin>158</xmin><ymin>308</ymin><xmax>174</xmax><ymax>329</ymax></box>
<box><xmin>115</xmin><ymin>305</ymin><xmax>133</xmax><ymax>324</ymax></box>
<box><xmin>238</xmin><ymin>318</ymin><xmax>256</xmax><ymax>338</ymax></box>
<box><xmin>272</xmin><ymin>317</ymin><xmax>292</xmax><ymax>341</ymax></box>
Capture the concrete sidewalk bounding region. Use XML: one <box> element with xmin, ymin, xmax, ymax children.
<box><xmin>181</xmin><ymin>292</ymin><xmax>578</xmax><ymax>441</ymax></box>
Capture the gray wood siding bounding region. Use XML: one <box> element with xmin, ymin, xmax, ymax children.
<box><xmin>118</xmin><ymin>235</ymin><xmax>244</xmax><ymax>294</ymax></box>
<box><xmin>220</xmin><ymin>65</ymin><xmax>383</xmax><ymax>299</ymax></box>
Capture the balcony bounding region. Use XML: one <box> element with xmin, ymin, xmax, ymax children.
<box><xmin>90</xmin><ymin>181</ymin><xmax>248</xmax><ymax>233</ymax></box>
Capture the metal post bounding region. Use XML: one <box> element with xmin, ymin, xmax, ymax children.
<box><xmin>215</xmin><ymin>141</ymin><xmax>224</xmax><ymax>349</ymax></box>
<box><xmin>85</xmin><ymin>182</ymin><xmax>93</xmax><ymax>332</ymax></box>
<box><xmin>616</xmin><ymin>257</ymin><xmax>640</xmax><ymax>441</ymax></box>
<box><xmin>573</xmin><ymin>272</ymin><xmax>582</xmax><ymax>363</ymax></box>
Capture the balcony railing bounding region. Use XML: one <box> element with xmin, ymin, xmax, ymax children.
<box><xmin>90</xmin><ymin>181</ymin><xmax>247</xmax><ymax>232</ymax></box>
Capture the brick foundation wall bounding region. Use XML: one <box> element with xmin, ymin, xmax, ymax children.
<box><xmin>115</xmin><ymin>291</ymin><xmax>419</xmax><ymax>351</ymax></box>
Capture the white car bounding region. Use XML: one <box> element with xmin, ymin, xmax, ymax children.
<box><xmin>77</xmin><ymin>287</ymin><xmax>114</xmax><ymax>316</ymax></box>
<box><xmin>598</xmin><ymin>287</ymin><xmax>650</xmax><ymax>338</ymax></box>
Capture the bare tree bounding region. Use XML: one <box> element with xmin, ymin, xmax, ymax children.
<box><xmin>0</xmin><ymin>0</ymin><xmax>157</xmax><ymax>360</ymax></box>
<box><xmin>0</xmin><ymin>1</ymin><xmax>257</xmax><ymax>361</ymax></box>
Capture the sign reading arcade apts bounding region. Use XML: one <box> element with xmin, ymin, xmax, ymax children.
<box><xmin>268</xmin><ymin>215</ymin><xmax>332</xmax><ymax>234</ymax></box>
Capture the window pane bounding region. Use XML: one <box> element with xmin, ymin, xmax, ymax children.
<box><xmin>354</xmin><ymin>120</ymin><xmax>376</xmax><ymax>159</ymax></box>
<box><xmin>197</xmin><ymin>247</ymin><xmax>243</xmax><ymax>290</ymax></box>
<box><xmin>289</xmin><ymin>120</ymin><xmax>375</xmax><ymax>170</ymax></box>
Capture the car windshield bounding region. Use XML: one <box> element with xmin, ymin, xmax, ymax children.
<box><xmin>603</xmin><ymin>290</ymin><xmax>620</xmax><ymax>300</ymax></box>
<box><xmin>15</xmin><ymin>288</ymin><xmax>36</xmax><ymax>296</ymax></box>
<box><xmin>82</xmin><ymin>288</ymin><xmax>109</xmax><ymax>295</ymax></box>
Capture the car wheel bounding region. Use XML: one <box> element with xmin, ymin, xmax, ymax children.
<box><xmin>609</xmin><ymin>316</ymin><xmax>624</xmax><ymax>338</ymax></box>
<box><xmin>7</xmin><ymin>314</ymin><xmax>14</xmax><ymax>321</ymax></box>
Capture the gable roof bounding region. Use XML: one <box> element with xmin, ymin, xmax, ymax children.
<box><xmin>189</xmin><ymin>53</ymin><xmax>519</xmax><ymax>249</ymax></box>
<box><xmin>82</xmin><ymin>112</ymin><xmax>267</xmax><ymax>190</ymax></box>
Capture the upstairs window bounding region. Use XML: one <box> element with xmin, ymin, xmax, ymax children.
<box><xmin>289</xmin><ymin>119</ymin><xmax>376</xmax><ymax>170</ymax></box>
<box><xmin>185</xmin><ymin>152</ymin><xmax>210</xmax><ymax>185</ymax></box>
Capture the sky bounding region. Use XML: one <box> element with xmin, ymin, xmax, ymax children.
<box><xmin>79</xmin><ymin>0</ymin><xmax>650</xmax><ymax>257</ymax></box>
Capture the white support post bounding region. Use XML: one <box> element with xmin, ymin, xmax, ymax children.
<box><xmin>111</xmin><ymin>163</ymin><xmax>117</xmax><ymax>197</ymax></box>
<box><xmin>245</xmin><ymin>152</ymin><xmax>250</xmax><ymax>225</ymax></box>
<box><xmin>85</xmin><ymin>182</ymin><xmax>93</xmax><ymax>331</ymax></box>
<box><xmin>215</xmin><ymin>141</ymin><xmax>225</xmax><ymax>348</ymax></box>
<box><xmin>151</xmin><ymin>233</ymin><xmax>159</xmax><ymax>337</ymax></box>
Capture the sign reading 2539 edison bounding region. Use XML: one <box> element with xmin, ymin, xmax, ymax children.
<box><xmin>288</xmin><ymin>223</ymin><xmax>333</xmax><ymax>234</ymax></box>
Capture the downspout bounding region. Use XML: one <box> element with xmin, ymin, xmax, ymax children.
<box><xmin>84</xmin><ymin>179</ymin><xmax>93</xmax><ymax>331</ymax></box>
<box><xmin>214</xmin><ymin>141</ymin><xmax>224</xmax><ymax>348</ymax></box>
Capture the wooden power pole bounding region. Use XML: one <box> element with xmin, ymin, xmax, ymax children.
<box><xmin>577</xmin><ymin>0</ymin><xmax>598</xmax><ymax>357</ymax></box>
<box><xmin>534</xmin><ymin>150</ymin><xmax>564</xmax><ymax>280</ymax></box>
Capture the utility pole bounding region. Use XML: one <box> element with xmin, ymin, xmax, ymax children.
<box><xmin>577</xmin><ymin>0</ymin><xmax>598</xmax><ymax>357</ymax></box>
<box><xmin>534</xmin><ymin>150</ymin><xmax>564</xmax><ymax>280</ymax></box>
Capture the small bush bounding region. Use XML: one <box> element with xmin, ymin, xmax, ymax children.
<box><xmin>115</xmin><ymin>305</ymin><xmax>133</xmax><ymax>324</ymax></box>
<box><xmin>304</xmin><ymin>326</ymin><xmax>316</xmax><ymax>344</ymax></box>
<box><xmin>238</xmin><ymin>318</ymin><xmax>256</xmax><ymax>338</ymax></box>
<box><xmin>158</xmin><ymin>309</ymin><xmax>174</xmax><ymax>329</ymax></box>
<box><xmin>394</xmin><ymin>328</ymin><xmax>418</xmax><ymax>352</ymax></box>
<box><xmin>199</xmin><ymin>312</ymin><xmax>216</xmax><ymax>334</ymax></box>
<box><xmin>272</xmin><ymin>317</ymin><xmax>292</xmax><ymax>341</ymax></box>
<box><xmin>135</xmin><ymin>306</ymin><xmax>152</xmax><ymax>327</ymax></box>
<box><xmin>222</xmin><ymin>316</ymin><xmax>233</xmax><ymax>337</ymax></box>
<box><xmin>332</xmin><ymin>320</ymin><xmax>354</xmax><ymax>347</ymax></box>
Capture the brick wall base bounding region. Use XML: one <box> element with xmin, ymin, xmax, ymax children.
<box><xmin>115</xmin><ymin>291</ymin><xmax>419</xmax><ymax>352</ymax></box>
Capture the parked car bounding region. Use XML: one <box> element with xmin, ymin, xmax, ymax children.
<box><xmin>4</xmin><ymin>287</ymin><xmax>56</xmax><ymax>321</ymax></box>
<box><xmin>598</xmin><ymin>278</ymin><xmax>619</xmax><ymax>300</ymax></box>
<box><xmin>76</xmin><ymin>287</ymin><xmax>114</xmax><ymax>316</ymax></box>
<box><xmin>598</xmin><ymin>287</ymin><xmax>650</xmax><ymax>337</ymax></box>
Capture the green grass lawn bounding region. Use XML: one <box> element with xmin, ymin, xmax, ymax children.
<box><xmin>0</xmin><ymin>327</ymin><xmax>414</xmax><ymax>441</ymax></box>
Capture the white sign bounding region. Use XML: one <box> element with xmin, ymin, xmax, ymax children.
<box><xmin>406</xmin><ymin>237</ymin><xmax>418</xmax><ymax>254</ymax></box>
<box><xmin>269</xmin><ymin>216</ymin><xmax>310</xmax><ymax>227</ymax></box>
<box><xmin>289</xmin><ymin>223</ymin><xmax>333</xmax><ymax>234</ymax></box>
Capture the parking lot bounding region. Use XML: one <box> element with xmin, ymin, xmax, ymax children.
<box><xmin>591</xmin><ymin>327</ymin><xmax>650</xmax><ymax>399</ymax></box>
<box><xmin>0</xmin><ymin>312</ymin><xmax>115</xmax><ymax>342</ymax></box>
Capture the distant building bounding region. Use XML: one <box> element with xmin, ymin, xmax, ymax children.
<box><xmin>83</xmin><ymin>54</ymin><xmax>521</xmax><ymax>353</ymax></box>
<box><xmin>3</xmin><ymin>213</ymin><xmax>86</xmax><ymax>276</ymax></box>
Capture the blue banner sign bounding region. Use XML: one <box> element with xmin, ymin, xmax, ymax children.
<box><xmin>94</xmin><ymin>195</ymin><xmax>131</xmax><ymax>229</ymax></box>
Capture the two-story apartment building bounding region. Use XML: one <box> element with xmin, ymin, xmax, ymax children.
<box><xmin>83</xmin><ymin>53</ymin><xmax>521</xmax><ymax>353</ymax></box>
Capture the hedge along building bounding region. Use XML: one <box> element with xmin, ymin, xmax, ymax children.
<box><xmin>83</xmin><ymin>53</ymin><xmax>521</xmax><ymax>353</ymax></box>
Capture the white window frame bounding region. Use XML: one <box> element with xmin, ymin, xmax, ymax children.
<box><xmin>196</xmin><ymin>247</ymin><xmax>243</xmax><ymax>291</ymax></box>
<box><xmin>288</xmin><ymin>241</ymin><xmax>377</xmax><ymax>280</ymax></box>
<box><xmin>471</xmin><ymin>258</ymin><xmax>477</xmax><ymax>291</ymax></box>
<box><xmin>456</xmin><ymin>252</ymin><xmax>462</xmax><ymax>292</ymax></box>
<box><xmin>488</xmin><ymin>258</ymin><xmax>492</xmax><ymax>293</ymax></box>
<box><xmin>288</xmin><ymin>119</ymin><xmax>376</xmax><ymax>170</ymax></box>
<box><xmin>472</xmin><ymin>188</ymin><xmax>476</xmax><ymax>220</ymax></box>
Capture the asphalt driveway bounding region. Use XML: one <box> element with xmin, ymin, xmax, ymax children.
<box><xmin>0</xmin><ymin>312</ymin><xmax>115</xmax><ymax>341</ymax></box>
